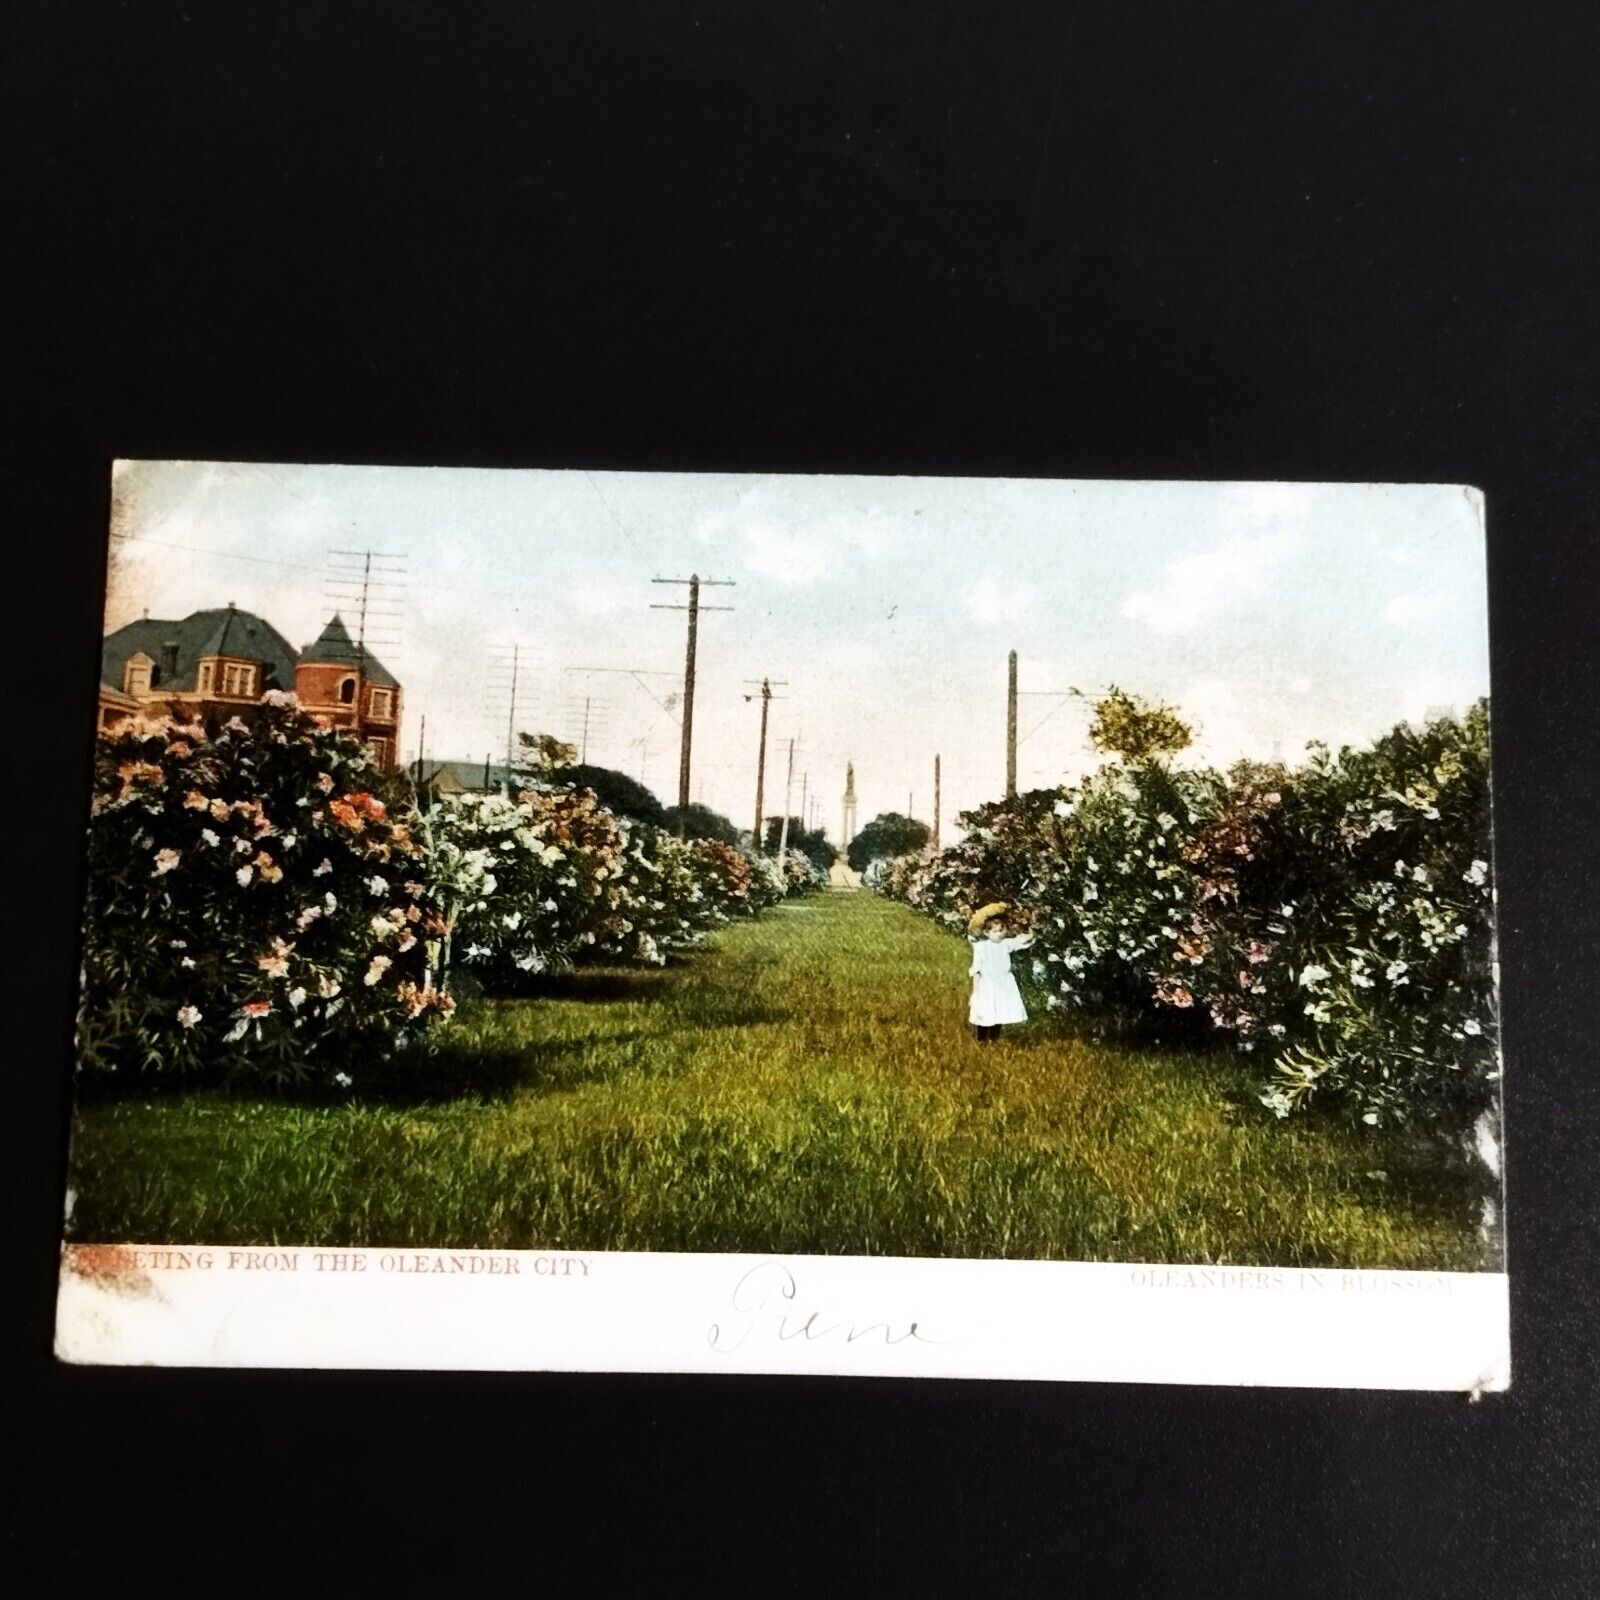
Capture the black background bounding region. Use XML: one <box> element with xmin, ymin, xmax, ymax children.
<box><xmin>7</xmin><ymin>4</ymin><xmax>1598</xmax><ymax>1593</ymax></box>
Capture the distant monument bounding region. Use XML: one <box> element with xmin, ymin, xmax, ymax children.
<box><xmin>830</xmin><ymin>761</ymin><xmax>862</xmax><ymax>889</ymax></box>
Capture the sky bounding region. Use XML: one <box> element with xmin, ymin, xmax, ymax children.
<box><xmin>105</xmin><ymin>463</ymin><xmax>1491</xmax><ymax>840</ymax></box>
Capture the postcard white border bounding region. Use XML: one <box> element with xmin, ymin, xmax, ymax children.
<box><xmin>56</xmin><ymin>1244</ymin><xmax>1508</xmax><ymax>1390</ymax></box>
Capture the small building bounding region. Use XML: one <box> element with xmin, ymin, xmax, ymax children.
<box><xmin>414</xmin><ymin>758</ymin><xmax>518</xmax><ymax>803</ymax></box>
<box><xmin>98</xmin><ymin>604</ymin><xmax>404</xmax><ymax>771</ymax></box>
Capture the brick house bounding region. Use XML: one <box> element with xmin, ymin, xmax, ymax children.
<box><xmin>98</xmin><ymin>604</ymin><xmax>403</xmax><ymax>770</ymax></box>
<box><xmin>292</xmin><ymin>614</ymin><xmax>403</xmax><ymax>771</ymax></box>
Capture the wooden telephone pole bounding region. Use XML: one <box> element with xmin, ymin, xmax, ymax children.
<box><xmin>777</xmin><ymin>736</ymin><xmax>797</xmax><ymax>861</ymax></box>
<box><xmin>934</xmin><ymin>753</ymin><xmax>941</xmax><ymax>847</ymax></box>
<box><xmin>1006</xmin><ymin>648</ymin><xmax>1019</xmax><ymax>798</ymax></box>
<box><xmin>743</xmin><ymin>676</ymin><xmax>788</xmax><ymax>847</ymax></box>
<box><xmin>652</xmin><ymin>574</ymin><xmax>735</xmax><ymax>818</ymax></box>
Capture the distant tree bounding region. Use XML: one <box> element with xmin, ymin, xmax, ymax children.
<box><xmin>847</xmin><ymin>811</ymin><xmax>930</xmax><ymax>874</ymax></box>
<box><xmin>544</xmin><ymin>763</ymin><xmax>666</xmax><ymax>825</ymax></box>
<box><xmin>1083</xmin><ymin>686</ymin><xmax>1193</xmax><ymax>766</ymax></box>
<box><xmin>762</xmin><ymin>816</ymin><xmax>835</xmax><ymax>876</ymax></box>
<box><xmin>663</xmin><ymin>801</ymin><xmax>740</xmax><ymax>844</ymax></box>
<box><xmin>517</xmin><ymin>731</ymin><xmax>579</xmax><ymax>773</ymax></box>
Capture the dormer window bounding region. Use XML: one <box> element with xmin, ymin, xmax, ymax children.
<box><xmin>220</xmin><ymin>661</ymin><xmax>257</xmax><ymax>697</ymax></box>
<box><xmin>368</xmin><ymin>687</ymin><xmax>394</xmax><ymax>720</ymax></box>
<box><xmin>339</xmin><ymin>676</ymin><xmax>357</xmax><ymax>705</ymax></box>
<box><xmin>198</xmin><ymin>660</ymin><xmax>215</xmax><ymax>693</ymax></box>
<box><xmin>123</xmin><ymin>653</ymin><xmax>154</xmax><ymax>695</ymax></box>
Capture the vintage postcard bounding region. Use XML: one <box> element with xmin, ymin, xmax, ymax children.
<box><xmin>56</xmin><ymin>466</ymin><xmax>1507</xmax><ymax>1387</ymax></box>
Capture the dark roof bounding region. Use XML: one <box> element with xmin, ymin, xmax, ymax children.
<box><xmin>418</xmin><ymin>759</ymin><xmax>518</xmax><ymax>793</ymax></box>
<box><xmin>101</xmin><ymin>607</ymin><xmax>299</xmax><ymax>694</ymax></box>
<box><xmin>298</xmin><ymin>614</ymin><xmax>399</xmax><ymax>687</ymax></box>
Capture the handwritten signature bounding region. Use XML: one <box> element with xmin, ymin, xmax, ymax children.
<box><xmin>708</xmin><ymin>1262</ymin><xmax>945</xmax><ymax>1354</ymax></box>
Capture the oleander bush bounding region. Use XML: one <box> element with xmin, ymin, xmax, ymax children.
<box><xmin>419</xmin><ymin>788</ymin><xmax>624</xmax><ymax>986</ymax></box>
<box><xmin>79</xmin><ymin>697</ymin><xmax>455</xmax><ymax>1086</ymax></box>
<box><xmin>423</xmin><ymin>788</ymin><xmax>798</xmax><ymax>979</ymax></box>
<box><xmin>878</xmin><ymin>701</ymin><xmax>1497</xmax><ymax>1130</ymax></box>
<box><xmin>79</xmin><ymin>700</ymin><xmax>811</xmax><ymax>1083</ymax></box>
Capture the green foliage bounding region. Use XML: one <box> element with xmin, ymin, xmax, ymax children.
<box><xmin>847</xmin><ymin>811</ymin><xmax>931</xmax><ymax>874</ymax></box>
<box><xmin>880</xmin><ymin>703</ymin><xmax>1498</xmax><ymax>1132</ymax></box>
<box><xmin>544</xmin><ymin>763</ymin><xmax>666</xmax><ymax>825</ymax></box>
<box><xmin>79</xmin><ymin>699</ymin><xmax>454</xmax><ymax>1087</ymax></box>
<box><xmin>67</xmin><ymin>893</ymin><xmax>1491</xmax><ymax>1269</ymax></box>
<box><xmin>426</xmin><ymin>784</ymin><xmax>782</xmax><ymax>985</ymax></box>
<box><xmin>516</xmin><ymin>731</ymin><xmax>579</xmax><ymax>773</ymax></box>
<box><xmin>1085</xmin><ymin>685</ymin><xmax>1194</xmax><ymax>765</ymax></box>
<box><xmin>664</xmin><ymin>801</ymin><xmax>740</xmax><ymax>844</ymax></box>
<box><xmin>762</xmin><ymin>815</ymin><xmax>835</xmax><ymax>876</ymax></box>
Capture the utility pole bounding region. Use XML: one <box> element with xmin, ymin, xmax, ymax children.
<box><xmin>934</xmin><ymin>753</ymin><xmax>941</xmax><ymax>847</ymax></box>
<box><xmin>743</xmin><ymin>676</ymin><xmax>788</xmax><ymax>848</ymax></box>
<box><xmin>652</xmin><ymin>575</ymin><xmax>735</xmax><ymax>821</ymax></box>
<box><xmin>799</xmin><ymin>770</ymin><xmax>808</xmax><ymax>833</ymax></box>
<box><xmin>504</xmin><ymin>644</ymin><xmax>519</xmax><ymax>795</ymax></box>
<box><xmin>487</xmin><ymin>639</ymin><xmax>539</xmax><ymax>798</ymax></box>
<box><xmin>1006</xmin><ymin>648</ymin><xmax>1019</xmax><ymax>799</ymax></box>
<box><xmin>778</xmin><ymin>736</ymin><xmax>796</xmax><ymax>860</ymax></box>
<box><xmin>413</xmin><ymin>712</ymin><xmax>427</xmax><ymax>807</ymax></box>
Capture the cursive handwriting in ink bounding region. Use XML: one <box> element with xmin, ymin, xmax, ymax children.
<box><xmin>708</xmin><ymin>1262</ymin><xmax>942</xmax><ymax>1354</ymax></box>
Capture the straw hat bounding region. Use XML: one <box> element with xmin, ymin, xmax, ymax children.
<box><xmin>968</xmin><ymin>901</ymin><xmax>1010</xmax><ymax>934</ymax></box>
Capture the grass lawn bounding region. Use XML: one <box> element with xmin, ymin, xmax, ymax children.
<box><xmin>66</xmin><ymin>891</ymin><xmax>1493</xmax><ymax>1267</ymax></box>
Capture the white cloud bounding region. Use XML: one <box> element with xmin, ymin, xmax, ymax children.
<box><xmin>1123</xmin><ymin>536</ymin><xmax>1285</xmax><ymax>634</ymax></box>
<box><xmin>721</xmin><ymin>504</ymin><xmax>902</xmax><ymax>586</ymax></box>
<box><xmin>1383</xmin><ymin>592</ymin><xmax>1448</xmax><ymax>627</ymax></box>
<box><xmin>966</xmin><ymin>576</ymin><xmax>1034</xmax><ymax>624</ymax></box>
<box><xmin>742</xmin><ymin>523</ymin><xmax>833</xmax><ymax>585</ymax></box>
<box><xmin>832</xmin><ymin>506</ymin><xmax>901</xmax><ymax>558</ymax></box>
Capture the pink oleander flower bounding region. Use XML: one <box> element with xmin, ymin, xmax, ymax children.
<box><xmin>152</xmin><ymin>847</ymin><xmax>181</xmax><ymax>875</ymax></box>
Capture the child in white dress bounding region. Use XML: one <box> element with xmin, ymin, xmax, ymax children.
<box><xmin>967</xmin><ymin>902</ymin><xmax>1035</xmax><ymax>1042</ymax></box>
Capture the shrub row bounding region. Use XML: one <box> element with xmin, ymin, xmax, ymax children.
<box><xmin>876</xmin><ymin>704</ymin><xmax>1497</xmax><ymax>1130</ymax></box>
<box><xmin>80</xmin><ymin>698</ymin><xmax>816</xmax><ymax>1084</ymax></box>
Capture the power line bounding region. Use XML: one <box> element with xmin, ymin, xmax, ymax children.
<box><xmin>564</xmin><ymin>665</ymin><xmax>683</xmax><ymax>730</ymax></box>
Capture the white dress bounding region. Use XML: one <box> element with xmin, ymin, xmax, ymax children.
<box><xmin>968</xmin><ymin>934</ymin><xmax>1034</xmax><ymax>1026</ymax></box>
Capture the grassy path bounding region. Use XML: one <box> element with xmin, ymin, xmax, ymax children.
<box><xmin>68</xmin><ymin>891</ymin><xmax>1490</xmax><ymax>1266</ymax></box>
